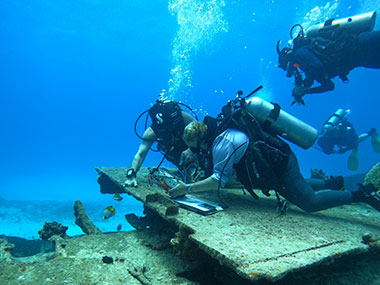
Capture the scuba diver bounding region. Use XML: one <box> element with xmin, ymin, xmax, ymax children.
<box><xmin>123</xmin><ymin>95</ymin><xmax>198</xmax><ymax>187</ymax></box>
<box><xmin>277</xmin><ymin>11</ymin><xmax>380</xmax><ymax>105</ymax></box>
<box><xmin>167</xmin><ymin>88</ymin><xmax>380</xmax><ymax>214</ymax></box>
<box><xmin>317</xmin><ymin>108</ymin><xmax>380</xmax><ymax>171</ymax></box>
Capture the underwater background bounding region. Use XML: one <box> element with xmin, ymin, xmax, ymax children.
<box><xmin>1</xmin><ymin>0</ymin><xmax>380</xmax><ymax>238</ymax></box>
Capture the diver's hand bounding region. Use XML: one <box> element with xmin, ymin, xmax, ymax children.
<box><xmin>168</xmin><ymin>180</ymin><xmax>187</xmax><ymax>198</ymax></box>
<box><xmin>291</xmin><ymin>86</ymin><xmax>306</xmax><ymax>106</ymax></box>
<box><xmin>179</xmin><ymin>148</ymin><xmax>197</xmax><ymax>168</ymax></box>
<box><xmin>123</xmin><ymin>177</ymin><xmax>137</xmax><ymax>187</ymax></box>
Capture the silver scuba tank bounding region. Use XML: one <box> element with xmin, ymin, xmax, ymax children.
<box><xmin>245</xmin><ymin>97</ymin><xmax>318</xmax><ymax>149</ymax></box>
<box><xmin>306</xmin><ymin>11</ymin><xmax>377</xmax><ymax>38</ymax></box>
<box><xmin>321</xmin><ymin>108</ymin><xmax>350</xmax><ymax>135</ymax></box>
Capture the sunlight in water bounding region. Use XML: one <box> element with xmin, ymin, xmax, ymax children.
<box><xmin>167</xmin><ymin>0</ymin><xmax>228</xmax><ymax>101</ymax></box>
<box><xmin>359</xmin><ymin>0</ymin><xmax>380</xmax><ymax>29</ymax></box>
<box><xmin>301</xmin><ymin>1</ymin><xmax>339</xmax><ymax>31</ymax></box>
<box><xmin>257</xmin><ymin>76</ymin><xmax>273</xmax><ymax>102</ymax></box>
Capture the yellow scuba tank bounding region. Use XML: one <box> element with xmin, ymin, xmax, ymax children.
<box><xmin>321</xmin><ymin>108</ymin><xmax>350</xmax><ymax>135</ymax></box>
<box><xmin>245</xmin><ymin>97</ymin><xmax>318</xmax><ymax>149</ymax></box>
<box><xmin>306</xmin><ymin>11</ymin><xmax>377</xmax><ymax>38</ymax></box>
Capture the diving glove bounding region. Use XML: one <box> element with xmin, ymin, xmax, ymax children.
<box><xmin>291</xmin><ymin>86</ymin><xmax>306</xmax><ymax>106</ymax></box>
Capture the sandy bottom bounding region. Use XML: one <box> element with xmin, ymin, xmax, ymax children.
<box><xmin>0</xmin><ymin>196</ymin><xmax>143</xmax><ymax>240</ymax></box>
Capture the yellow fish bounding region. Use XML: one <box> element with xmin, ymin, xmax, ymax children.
<box><xmin>103</xmin><ymin>206</ymin><xmax>116</xmax><ymax>219</ymax></box>
<box><xmin>113</xmin><ymin>194</ymin><xmax>123</xmax><ymax>201</ymax></box>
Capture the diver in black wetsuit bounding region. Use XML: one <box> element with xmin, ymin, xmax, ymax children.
<box><xmin>277</xmin><ymin>13</ymin><xmax>380</xmax><ymax>105</ymax></box>
<box><xmin>316</xmin><ymin>109</ymin><xmax>380</xmax><ymax>171</ymax></box>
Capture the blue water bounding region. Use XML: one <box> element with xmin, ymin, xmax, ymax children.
<box><xmin>1</xmin><ymin>1</ymin><xmax>380</xmax><ymax>237</ymax></box>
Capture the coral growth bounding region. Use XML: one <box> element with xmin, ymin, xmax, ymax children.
<box><xmin>364</xmin><ymin>162</ymin><xmax>380</xmax><ymax>189</ymax></box>
<box><xmin>38</xmin><ymin>221</ymin><xmax>69</xmax><ymax>241</ymax></box>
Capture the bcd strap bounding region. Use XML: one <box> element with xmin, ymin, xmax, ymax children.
<box><xmin>262</xmin><ymin>103</ymin><xmax>281</xmax><ymax>131</ymax></box>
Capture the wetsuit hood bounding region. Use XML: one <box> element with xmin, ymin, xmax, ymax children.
<box><xmin>277</xmin><ymin>40</ymin><xmax>293</xmax><ymax>71</ymax></box>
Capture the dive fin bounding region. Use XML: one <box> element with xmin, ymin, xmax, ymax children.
<box><xmin>348</xmin><ymin>148</ymin><xmax>359</xmax><ymax>171</ymax></box>
<box><xmin>372</xmin><ymin>133</ymin><xmax>380</xmax><ymax>153</ymax></box>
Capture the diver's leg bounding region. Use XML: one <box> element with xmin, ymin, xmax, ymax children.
<box><xmin>358</xmin><ymin>133</ymin><xmax>370</xmax><ymax>143</ymax></box>
<box><xmin>306</xmin><ymin>178</ymin><xmax>326</xmax><ymax>191</ymax></box>
<box><xmin>358</xmin><ymin>128</ymin><xmax>380</xmax><ymax>153</ymax></box>
<box><xmin>306</xmin><ymin>177</ymin><xmax>344</xmax><ymax>191</ymax></box>
<box><xmin>280</xmin><ymin>152</ymin><xmax>353</xmax><ymax>212</ymax></box>
<box><xmin>358</xmin><ymin>31</ymin><xmax>380</xmax><ymax>68</ymax></box>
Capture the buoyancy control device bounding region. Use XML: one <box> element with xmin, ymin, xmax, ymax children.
<box><xmin>245</xmin><ymin>97</ymin><xmax>318</xmax><ymax>149</ymax></box>
<box><xmin>306</xmin><ymin>11</ymin><xmax>377</xmax><ymax>38</ymax></box>
<box><xmin>214</xmin><ymin>87</ymin><xmax>293</xmax><ymax>209</ymax></box>
<box><xmin>133</xmin><ymin>95</ymin><xmax>199</xmax><ymax>169</ymax></box>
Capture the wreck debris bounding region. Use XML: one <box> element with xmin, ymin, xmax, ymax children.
<box><xmin>73</xmin><ymin>200</ymin><xmax>102</xmax><ymax>235</ymax></box>
<box><xmin>102</xmin><ymin>256</ymin><xmax>114</xmax><ymax>264</ymax></box>
<box><xmin>310</xmin><ymin>168</ymin><xmax>328</xmax><ymax>179</ymax></box>
<box><xmin>38</xmin><ymin>221</ymin><xmax>69</xmax><ymax>241</ymax></box>
<box><xmin>125</xmin><ymin>214</ymin><xmax>149</xmax><ymax>231</ymax></box>
<box><xmin>0</xmin><ymin>238</ymin><xmax>15</xmax><ymax>262</ymax></box>
<box><xmin>127</xmin><ymin>265</ymin><xmax>151</xmax><ymax>285</ymax></box>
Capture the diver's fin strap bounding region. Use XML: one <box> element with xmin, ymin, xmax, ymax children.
<box><xmin>245</xmin><ymin>187</ymin><xmax>259</xmax><ymax>200</ymax></box>
<box><xmin>365</xmin><ymin>186</ymin><xmax>380</xmax><ymax>213</ymax></box>
<box><xmin>262</xmin><ymin>103</ymin><xmax>281</xmax><ymax>130</ymax></box>
<box><xmin>275</xmin><ymin>191</ymin><xmax>288</xmax><ymax>214</ymax></box>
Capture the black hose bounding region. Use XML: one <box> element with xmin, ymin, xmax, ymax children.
<box><xmin>178</xmin><ymin>102</ymin><xmax>199</xmax><ymax>121</ymax></box>
<box><xmin>290</xmin><ymin>24</ymin><xmax>304</xmax><ymax>39</ymax></box>
<box><xmin>134</xmin><ymin>109</ymin><xmax>150</xmax><ymax>140</ymax></box>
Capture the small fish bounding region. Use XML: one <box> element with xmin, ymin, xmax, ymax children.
<box><xmin>113</xmin><ymin>194</ymin><xmax>123</xmax><ymax>201</ymax></box>
<box><xmin>103</xmin><ymin>206</ymin><xmax>116</xmax><ymax>219</ymax></box>
<box><xmin>116</xmin><ymin>224</ymin><xmax>122</xmax><ymax>232</ymax></box>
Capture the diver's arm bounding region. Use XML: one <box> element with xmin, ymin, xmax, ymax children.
<box><xmin>302</xmin><ymin>76</ymin><xmax>314</xmax><ymax>88</ymax></box>
<box><xmin>304</xmin><ymin>78</ymin><xmax>335</xmax><ymax>94</ymax></box>
<box><xmin>188</xmin><ymin>176</ymin><xmax>219</xmax><ymax>192</ymax></box>
<box><xmin>168</xmin><ymin>176</ymin><xmax>219</xmax><ymax>198</ymax></box>
<box><xmin>294</xmin><ymin>48</ymin><xmax>335</xmax><ymax>95</ymax></box>
<box><xmin>130</xmin><ymin>127</ymin><xmax>156</xmax><ymax>172</ymax></box>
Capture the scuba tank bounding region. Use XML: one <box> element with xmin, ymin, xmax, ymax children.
<box><xmin>245</xmin><ymin>97</ymin><xmax>318</xmax><ymax>149</ymax></box>
<box><xmin>306</xmin><ymin>11</ymin><xmax>377</xmax><ymax>38</ymax></box>
<box><xmin>321</xmin><ymin>108</ymin><xmax>350</xmax><ymax>135</ymax></box>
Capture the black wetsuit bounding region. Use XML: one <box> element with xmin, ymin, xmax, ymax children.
<box><xmin>291</xmin><ymin>30</ymin><xmax>380</xmax><ymax>94</ymax></box>
<box><xmin>317</xmin><ymin>122</ymin><xmax>359</xmax><ymax>154</ymax></box>
<box><xmin>357</xmin><ymin>30</ymin><xmax>380</xmax><ymax>68</ymax></box>
<box><xmin>281</xmin><ymin>151</ymin><xmax>353</xmax><ymax>212</ymax></box>
<box><xmin>150</xmin><ymin>124</ymin><xmax>187</xmax><ymax>168</ymax></box>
